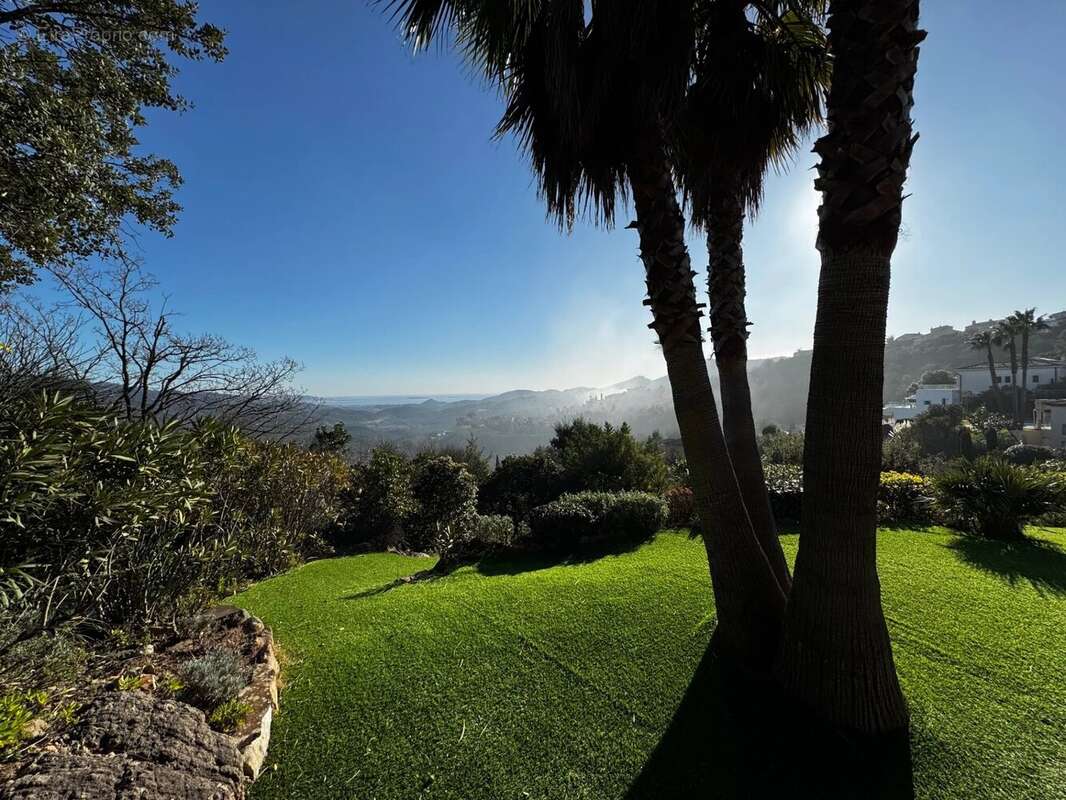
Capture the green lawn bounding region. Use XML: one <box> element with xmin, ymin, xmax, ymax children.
<box><xmin>233</xmin><ymin>528</ymin><xmax>1066</xmax><ymax>799</ymax></box>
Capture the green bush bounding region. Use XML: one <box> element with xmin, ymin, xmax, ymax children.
<box><xmin>526</xmin><ymin>500</ymin><xmax>597</xmax><ymax>551</ymax></box>
<box><xmin>1002</xmin><ymin>444</ymin><xmax>1057</xmax><ymax>466</ymax></box>
<box><xmin>208</xmin><ymin>697</ymin><xmax>252</xmax><ymax>733</ymax></box>
<box><xmin>878</xmin><ymin>471</ymin><xmax>934</xmax><ymax>524</ymax></box>
<box><xmin>0</xmin><ymin>392</ymin><xmax>349</xmax><ymax>641</ymax></box>
<box><xmin>550</xmin><ymin>419</ymin><xmax>669</xmax><ymax>494</ymax></box>
<box><xmin>525</xmin><ymin>491</ymin><xmax>666</xmax><ymax>553</ymax></box>
<box><xmin>469</xmin><ymin>514</ymin><xmax>516</xmax><ymax>546</ymax></box>
<box><xmin>764</xmin><ymin>464</ymin><xmax>803</xmax><ymax>522</ymax></box>
<box><xmin>408</xmin><ymin>456</ymin><xmax>478</xmax><ymax>553</ymax></box>
<box><xmin>180</xmin><ymin>649</ymin><xmax>248</xmax><ymax>712</ymax></box>
<box><xmin>346</xmin><ymin>445</ymin><xmax>415</xmax><ymax>548</ymax></box>
<box><xmin>478</xmin><ymin>451</ymin><xmax>565</xmax><ymax>521</ymax></box>
<box><xmin>933</xmin><ymin>458</ymin><xmax>1065</xmax><ymax>540</ymax></box>
<box><xmin>758</xmin><ymin>430</ymin><xmax>805</xmax><ymax>466</ymax></box>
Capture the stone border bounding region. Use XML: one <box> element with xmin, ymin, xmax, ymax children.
<box><xmin>197</xmin><ymin>606</ymin><xmax>280</xmax><ymax>780</ymax></box>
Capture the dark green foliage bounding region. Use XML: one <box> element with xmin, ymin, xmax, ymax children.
<box><xmin>763</xmin><ymin>464</ymin><xmax>803</xmax><ymax>522</ymax></box>
<box><xmin>470</xmin><ymin>514</ymin><xmax>516</xmax><ymax>547</ymax></box>
<box><xmin>1002</xmin><ymin>444</ymin><xmax>1057</xmax><ymax>466</ymax></box>
<box><xmin>310</xmin><ymin>422</ymin><xmax>352</xmax><ymax>455</ymax></box>
<box><xmin>408</xmin><ymin>456</ymin><xmax>478</xmax><ymax>553</ymax></box>
<box><xmin>526</xmin><ymin>499</ymin><xmax>597</xmax><ymax>552</ymax></box>
<box><xmin>882</xmin><ymin>430</ymin><xmax>924</xmax><ymax>473</ymax></box>
<box><xmin>180</xmin><ymin>649</ymin><xmax>248</xmax><ymax>712</ymax></box>
<box><xmin>919</xmin><ymin>369</ymin><xmax>956</xmax><ymax>385</ymax></box>
<box><xmin>0</xmin><ymin>1</ymin><xmax>226</xmax><ymax>289</ymax></box>
<box><xmin>934</xmin><ymin>458</ymin><xmax>1065</xmax><ymax>540</ymax></box>
<box><xmin>550</xmin><ymin>419</ymin><xmax>669</xmax><ymax>494</ymax></box>
<box><xmin>525</xmin><ymin>491</ymin><xmax>666</xmax><ymax>553</ymax></box>
<box><xmin>347</xmin><ymin>446</ymin><xmax>415</xmax><ymax>548</ymax></box>
<box><xmin>758</xmin><ymin>430</ymin><xmax>805</xmax><ymax>466</ymax></box>
<box><xmin>0</xmin><ymin>392</ymin><xmax>349</xmax><ymax>639</ymax></box>
<box><xmin>416</xmin><ymin>438</ymin><xmax>491</xmax><ymax>484</ymax></box>
<box><xmin>478</xmin><ymin>451</ymin><xmax>565</xmax><ymax>521</ymax></box>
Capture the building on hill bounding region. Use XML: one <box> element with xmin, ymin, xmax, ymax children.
<box><xmin>883</xmin><ymin>382</ymin><xmax>961</xmax><ymax>424</ymax></box>
<box><xmin>1021</xmin><ymin>398</ymin><xmax>1066</xmax><ymax>449</ymax></box>
<box><xmin>956</xmin><ymin>357</ymin><xmax>1066</xmax><ymax>396</ymax></box>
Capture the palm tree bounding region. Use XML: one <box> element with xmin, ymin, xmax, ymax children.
<box><xmin>967</xmin><ymin>329</ymin><xmax>1001</xmax><ymax>405</ymax></box>
<box><xmin>992</xmin><ymin>318</ymin><xmax>1021</xmax><ymax>422</ymax></box>
<box><xmin>1010</xmin><ymin>308</ymin><xmax>1050</xmax><ymax>421</ymax></box>
<box><xmin>675</xmin><ymin>1</ymin><xmax>829</xmax><ymax>593</ymax></box>
<box><xmin>387</xmin><ymin>0</ymin><xmax>786</xmax><ymax>666</ymax></box>
<box><xmin>776</xmin><ymin>0</ymin><xmax>924</xmax><ymax>734</ymax></box>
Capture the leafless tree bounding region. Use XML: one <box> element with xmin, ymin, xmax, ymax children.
<box><xmin>3</xmin><ymin>261</ymin><xmax>315</xmax><ymax>437</ymax></box>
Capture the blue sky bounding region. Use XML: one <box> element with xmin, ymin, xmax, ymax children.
<box><xmin>52</xmin><ymin>0</ymin><xmax>1066</xmax><ymax>395</ymax></box>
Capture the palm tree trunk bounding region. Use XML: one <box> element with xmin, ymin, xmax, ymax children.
<box><xmin>1008</xmin><ymin>340</ymin><xmax>1019</xmax><ymax>423</ymax></box>
<box><xmin>706</xmin><ymin>190</ymin><xmax>792</xmax><ymax>593</ymax></box>
<box><xmin>777</xmin><ymin>0</ymin><xmax>922</xmax><ymax>735</ymax></box>
<box><xmin>628</xmin><ymin>134</ymin><xmax>785</xmax><ymax>668</ymax></box>
<box><xmin>985</xmin><ymin>341</ymin><xmax>999</xmax><ymax>400</ymax></box>
<box><xmin>1020</xmin><ymin>331</ymin><xmax>1030</xmax><ymax>423</ymax></box>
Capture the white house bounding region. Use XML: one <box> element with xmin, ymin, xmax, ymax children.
<box><xmin>883</xmin><ymin>383</ymin><xmax>961</xmax><ymax>423</ymax></box>
<box><xmin>956</xmin><ymin>357</ymin><xmax>1066</xmax><ymax>397</ymax></box>
<box><xmin>1022</xmin><ymin>398</ymin><xmax>1066</xmax><ymax>449</ymax></box>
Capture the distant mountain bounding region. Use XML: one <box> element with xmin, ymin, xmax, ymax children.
<box><xmin>304</xmin><ymin>312</ymin><xmax>1066</xmax><ymax>458</ymax></box>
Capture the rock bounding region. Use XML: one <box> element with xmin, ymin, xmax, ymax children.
<box><xmin>1</xmin><ymin>693</ymin><xmax>244</xmax><ymax>800</ymax></box>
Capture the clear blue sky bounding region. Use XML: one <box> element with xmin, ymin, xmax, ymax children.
<box><xmin>77</xmin><ymin>0</ymin><xmax>1066</xmax><ymax>396</ymax></box>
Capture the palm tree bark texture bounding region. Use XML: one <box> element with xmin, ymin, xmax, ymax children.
<box><xmin>777</xmin><ymin>0</ymin><xmax>924</xmax><ymax>734</ymax></box>
<box><xmin>705</xmin><ymin>186</ymin><xmax>791</xmax><ymax>594</ymax></box>
<box><xmin>627</xmin><ymin>132</ymin><xmax>786</xmax><ymax>669</ymax></box>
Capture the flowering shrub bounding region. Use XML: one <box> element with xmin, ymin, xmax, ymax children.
<box><xmin>878</xmin><ymin>471</ymin><xmax>934</xmax><ymax>524</ymax></box>
<box><xmin>663</xmin><ymin>486</ymin><xmax>695</xmax><ymax>528</ymax></box>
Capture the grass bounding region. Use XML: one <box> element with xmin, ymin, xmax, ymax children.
<box><xmin>233</xmin><ymin>527</ymin><xmax>1066</xmax><ymax>799</ymax></box>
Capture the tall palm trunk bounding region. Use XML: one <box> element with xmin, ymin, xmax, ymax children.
<box><xmin>628</xmin><ymin>134</ymin><xmax>785</xmax><ymax>668</ymax></box>
<box><xmin>1007</xmin><ymin>338</ymin><xmax>1019</xmax><ymax>423</ymax></box>
<box><xmin>984</xmin><ymin>340</ymin><xmax>999</xmax><ymax>399</ymax></box>
<box><xmin>705</xmin><ymin>189</ymin><xmax>791</xmax><ymax>593</ymax></box>
<box><xmin>777</xmin><ymin>0</ymin><xmax>923</xmax><ymax>734</ymax></box>
<box><xmin>1020</xmin><ymin>331</ymin><xmax>1030</xmax><ymax>422</ymax></box>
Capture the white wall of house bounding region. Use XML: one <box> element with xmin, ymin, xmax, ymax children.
<box><xmin>957</xmin><ymin>363</ymin><xmax>1064</xmax><ymax>396</ymax></box>
<box><xmin>1032</xmin><ymin>400</ymin><xmax>1066</xmax><ymax>449</ymax></box>
<box><xmin>910</xmin><ymin>385</ymin><xmax>961</xmax><ymax>409</ymax></box>
<box><xmin>1051</xmin><ymin>406</ymin><xmax>1066</xmax><ymax>449</ymax></box>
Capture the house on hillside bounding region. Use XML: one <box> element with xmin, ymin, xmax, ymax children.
<box><xmin>883</xmin><ymin>383</ymin><xmax>961</xmax><ymax>424</ymax></box>
<box><xmin>956</xmin><ymin>357</ymin><xmax>1066</xmax><ymax>397</ymax></box>
<box><xmin>1020</xmin><ymin>398</ymin><xmax>1066</xmax><ymax>449</ymax></box>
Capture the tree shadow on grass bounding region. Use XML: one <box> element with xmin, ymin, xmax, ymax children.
<box><xmin>624</xmin><ymin>633</ymin><xmax>914</xmax><ymax>800</ymax></box>
<box><xmin>945</xmin><ymin>533</ymin><xmax>1066</xmax><ymax>597</ymax></box>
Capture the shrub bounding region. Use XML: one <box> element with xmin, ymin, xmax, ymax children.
<box><xmin>478</xmin><ymin>451</ymin><xmax>565</xmax><ymax>520</ymax></box>
<box><xmin>347</xmin><ymin>445</ymin><xmax>415</xmax><ymax>548</ymax></box>
<box><xmin>525</xmin><ymin>491</ymin><xmax>666</xmax><ymax>553</ymax></box>
<box><xmin>598</xmin><ymin>492</ymin><xmax>668</xmax><ymax>542</ymax></box>
<box><xmin>469</xmin><ymin>514</ymin><xmax>516</xmax><ymax>547</ymax></box>
<box><xmin>408</xmin><ymin>456</ymin><xmax>478</xmax><ymax>553</ymax></box>
<box><xmin>759</xmin><ymin>430</ymin><xmax>805</xmax><ymax>466</ymax></box>
<box><xmin>764</xmin><ymin>464</ymin><xmax>803</xmax><ymax>522</ymax></box>
<box><xmin>180</xmin><ymin>649</ymin><xmax>249</xmax><ymax>712</ymax></box>
<box><xmin>415</xmin><ymin>438</ymin><xmax>491</xmax><ymax>484</ymax></box>
<box><xmin>1002</xmin><ymin>444</ymin><xmax>1057</xmax><ymax>466</ymax></box>
<box><xmin>878</xmin><ymin>472</ymin><xmax>933</xmax><ymax>524</ymax></box>
<box><xmin>664</xmin><ymin>486</ymin><xmax>696</xmax><ymax>528</ymax></box>
<box><xmin>526</xmin><ymin>500</ymin><xmax>597</xmax><ymax>552</ymax></box>
<box><xmin>550</xmin><ymin>419</ymin><xmax>669</xmax><ymax>493</ymax></box>
<box><xmin>933</xmin><ymin>458</ymin><xmax>1065</xmax><ymax>540</ymax></box>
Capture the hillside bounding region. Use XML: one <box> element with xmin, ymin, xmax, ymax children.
<box><xmin>306</xmin><ymin>312</ymin><xmax>1066</xmax><ymax>457</ymax></box>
